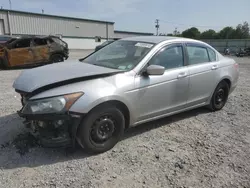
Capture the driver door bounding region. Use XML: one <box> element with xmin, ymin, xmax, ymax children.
<box><xmin>133</xmin><ymin>43</ymin><xmax>189</xmax><ymax>122</ymax></box>
<box><xmin>8</xmin><ymin>38</ymin><xmax>34</xmax><ymax>67</ymax></box>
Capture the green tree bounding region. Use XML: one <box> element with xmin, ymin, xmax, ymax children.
<box><xmin>218</xmin><ymin>27</ymin><xmax>235</xmax><ymax>39</ymax></box>
<box><xmin>167</xmin><ymin>33</ymin><xmax>173</xmax><ymax>36</ymax></box>
<box><xmin>200</xmin><ymin>29</ymin><xmax>218</xmax><ymax>39</ymax></box>
<box><xmin>181</xmin><ymin>27</ymin><xmax>200</xmax><ymax>39</ymax></box>
<box><xmin>234</xmin><ymin>21</ymin><xmax>250</xmax><ymax>39</ymax></box>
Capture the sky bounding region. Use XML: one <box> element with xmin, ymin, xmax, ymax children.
<box><xmin>1</xmin><ymin>0</ymin><xmax>250</xmax><ymax>34</ymax></box>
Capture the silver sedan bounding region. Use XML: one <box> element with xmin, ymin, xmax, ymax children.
<box><xmin>13</xmin><ymin>36</ymin><xmax>239</xmax><ymax>153</ymax></box>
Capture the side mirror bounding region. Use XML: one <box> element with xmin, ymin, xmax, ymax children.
<box><xmin>146</xmin><ymin>65</ymin><xmax>165</xmax><ymax>76</ymax></box>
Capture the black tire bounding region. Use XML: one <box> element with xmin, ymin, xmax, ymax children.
<box><xmin>0</xmin><ymin>59</ymin><xmax>4</xmax><ymax>69</ymax></box>
<box><xmin>209</xmin><ymin>81</ymin><xmax>229</xmax><ymax>111</ymax></box>
<box><xmin>0</xmin><ymin>58</ymin><xmax>7</xmax><ymax>69</ymax></box>
<box><xmin>77</xmin><ymin>104</ymin><xmax>125</xmax><ymax>153</ymax></box>
<box><xmin>50</xmin><ymin>54</ymin><xmax>64</xmax><ymax>63</ymax></box>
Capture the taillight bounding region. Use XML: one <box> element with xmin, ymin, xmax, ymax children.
<box><xmin>234</xmin><ymin>63</ymin><xmax>239</xmax><ymax>70</ymax></box>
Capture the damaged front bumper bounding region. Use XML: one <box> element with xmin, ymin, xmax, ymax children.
<box><xmin>17</xmin><ymin>110</ymin><xmax>83</xmax><ymax>148</ymax></box>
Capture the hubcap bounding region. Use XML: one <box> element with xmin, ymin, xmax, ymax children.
<box><xmin>215</xmin><ymin>88</ymin><xmax>225</xmax><ymax>105</ymax></box>
<box><xmin>91</xmin><ymin>115</ymin><xmax>115</xmax><ymax>144</ymax></box>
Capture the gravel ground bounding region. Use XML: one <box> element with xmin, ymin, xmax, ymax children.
<box><xmin>0</xmin><ymin>54</ymin><xmax>250</xmax><ymax>188</ymax></box>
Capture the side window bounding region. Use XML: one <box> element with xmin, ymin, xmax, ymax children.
<box><xmin>187</xmin><ymin>46</ymin><xmax>209</xmax><ymax>65</ymax></box>
<box><xmin>149</xmin><ymin>45</ymin><xmax>184</xmax><ymax>70</ymax></box>
<box><xmin>33</xmin><ymin>38</ymin><xmax>47</xmax><ymax>46</ymax></box>
<box><xmin>207</xmin><ymin>48</ymin><xmax>217</xmax><ymax>62</ymax></box>
<box><xmin>13</xmin><ymin>39</ymin><xmax>31</xmax><ymax>49</ymax></box>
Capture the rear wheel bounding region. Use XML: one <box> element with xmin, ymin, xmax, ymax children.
<box><xmin>209</xmin><ymin>81</ymin><xmax>229</xmax><ymax>111</ymax></box>
<box><xmin>0</xmin><ymin>57</ymin><xmax>8</xmax><ymax>69</ymax></box>
<box><xmin>50</xmin><ymin>54</ymin><xmax>64</xmax><ymax>63</ymax></box>
<box><xmin>77</xmin><ymin>104</ymin><xmax>125</xmax><ymax>153</ymax></box>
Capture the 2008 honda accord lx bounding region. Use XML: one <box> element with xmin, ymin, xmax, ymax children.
<box><xmin>13</xmin><ymin>36</ymin><xmax>239</xmax><ymax>153</ymax></box>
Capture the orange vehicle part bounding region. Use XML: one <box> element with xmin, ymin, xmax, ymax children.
<box><xmin>32</xmin><ymin>45</ymin><xmax>50</xmax><ymax>63</ymax></box>
<box><xmin>7</xmin><ymin>47</ymin><xmax>34</xmax><ymax>67</ymax></box>
<box><xmin>0</xmin><ymin>48</ymin><xmax>4</xmax><ymax>58</ymax></box>
<box><xmin>0</xmin><ymin>46</ymin><xmax>49</xmax><ymax>68</ymax></box>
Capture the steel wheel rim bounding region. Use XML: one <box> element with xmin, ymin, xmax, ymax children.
<box><xmin>90</xmin><ymin>115</ymin><xmax>116</xmax><ymax>144</ymax></box>
<box><xmin>215</xmin><ymin>88</ymin><xmax>225</xmax><ymax>106</ymax></box>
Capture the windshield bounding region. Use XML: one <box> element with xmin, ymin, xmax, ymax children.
<box><xmin>82</xmin><ymin>40</ymin><xmax>154</xmax><ymax>71</ymax></box>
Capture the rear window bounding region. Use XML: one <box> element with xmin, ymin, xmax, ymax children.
<box><xmin>187</xmin><ymin>46</ymin><xmax>210</xmax><ymax>65</ymax></box>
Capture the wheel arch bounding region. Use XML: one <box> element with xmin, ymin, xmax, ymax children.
<box><xmin>222</xmin><ymin>78</ymin><xmax>231</xmax><ymax>89</ymax></box>
<box><xmin>87</xmin><ymin>100</ymin><xmax>131</xmax><ymax>129</ymax></box>
<box><xmin>207</xmin><ymin>76</ymin><xmax>232</xmax><ymax>103</ymax></box>
<box><xmin>49</xmin><ymin>52</ymin><xmax>65</xmax><ymax>59</ymax></box>
<box><xmin>217</xmin><ymin>76</ymin><xmax>232</xmax><ymax>89</ymax></box>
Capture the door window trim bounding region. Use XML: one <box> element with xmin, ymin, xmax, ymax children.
<box><xmin>206</xmin><ymin>47</ymin><xmax>218</xmax><ymax>62</ymax></box>
<box><xmin>138</xmin><ymin>43</ymin><xmax>187</xmax><ymax>75</ymax></box>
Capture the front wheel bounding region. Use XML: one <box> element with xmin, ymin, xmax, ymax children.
<box><xmin>76</xmin><ymin>105</ymin><xmax>125</xmax><ymax>153</ymax></box>
<box><xmin>209</xmin><ymin>81</ymin><xmax>229</xmax><ymax>111</ymax></box>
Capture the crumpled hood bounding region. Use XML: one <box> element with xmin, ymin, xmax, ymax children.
<box><xmin>13</xmin><ymin>60</ymin><xmax>122</xmax><ymax>93</ymax></box>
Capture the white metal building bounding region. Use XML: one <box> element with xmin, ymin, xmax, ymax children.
<box><xmin>0</xmin><ymin>9</ymin><xmax>153</xmax><ymax>49</ymax></box>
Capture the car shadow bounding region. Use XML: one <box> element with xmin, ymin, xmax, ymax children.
<box><xmin>123</xmin><ymin>107</ymin><xmax>210</xmax><ymax>140</ymax></box>
<box><xmin>0</xmin><ymin>107</ymin><xmax>210</xmax><ymax>170</ymax></box>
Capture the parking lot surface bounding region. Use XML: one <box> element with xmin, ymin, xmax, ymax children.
<box><xmin>0</xmin><ymin>53</ymin><xmax>250</xmax><ymax>188</ymax></box>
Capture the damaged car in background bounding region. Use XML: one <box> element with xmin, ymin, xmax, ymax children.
<box><xmin>0</xmin><ymin>35</ymin><xmax>68</xmax><ymax>69</ymax></box>
<box><xmin>13</xmin><ymin>36</ymin><xmax>239</xmax><ymax>153</ymax></box>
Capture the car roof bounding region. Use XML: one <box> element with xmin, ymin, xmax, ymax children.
<box><xmin>121</xmin><ymin>36</ymin><xmax>201</xmax><ymax>44</ymax></box>
<box><xmin>13</xmin><ymin>35</ymin><xmax>59</xmax><ymax>39</ymax></box>
<box><xmin>0</xmin><ymin>35</ymin><xmax>13</xmax><ymax>38</ymax></box>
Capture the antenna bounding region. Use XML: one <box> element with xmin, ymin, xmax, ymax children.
<box><xmin>9</xmin><ymin>0</ymin><xmax>12</xmax><ymax>9</ymax></box>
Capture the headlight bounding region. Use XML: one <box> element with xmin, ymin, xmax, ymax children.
<box><xmin>22</xmin><ymin>92</ymin><xmax>83</xmax><ymax>114</ymax></box>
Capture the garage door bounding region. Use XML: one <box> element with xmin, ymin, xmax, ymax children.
<box><xmin>0</xmin><ymin>20</ymin><xmax>4</xmax><ymax>35</ymax></box>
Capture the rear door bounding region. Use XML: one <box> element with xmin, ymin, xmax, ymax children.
<box><xmin>7</xmin><ymin>38</ymin><xmax>34</xmax><ymax>67</ymax></box>
<box><xmin>185</xmin><ymin>43</ymin><xmax>218</xmax><ymax>106</ymax></box>
<box><xmin>31</xmin><ymin>38</ymin><xmax>49</xmax><ymax>63</ymax></box>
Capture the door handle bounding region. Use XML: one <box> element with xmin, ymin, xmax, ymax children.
<box><xmin>177</xmin><ymin>72</ymin><xmax>188</xmax><ymax>79</ymax></box>
<box><xmin>211</xmin><ymin>65</ymin><xmax>218</xmax><ymax>70</ymax></box>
